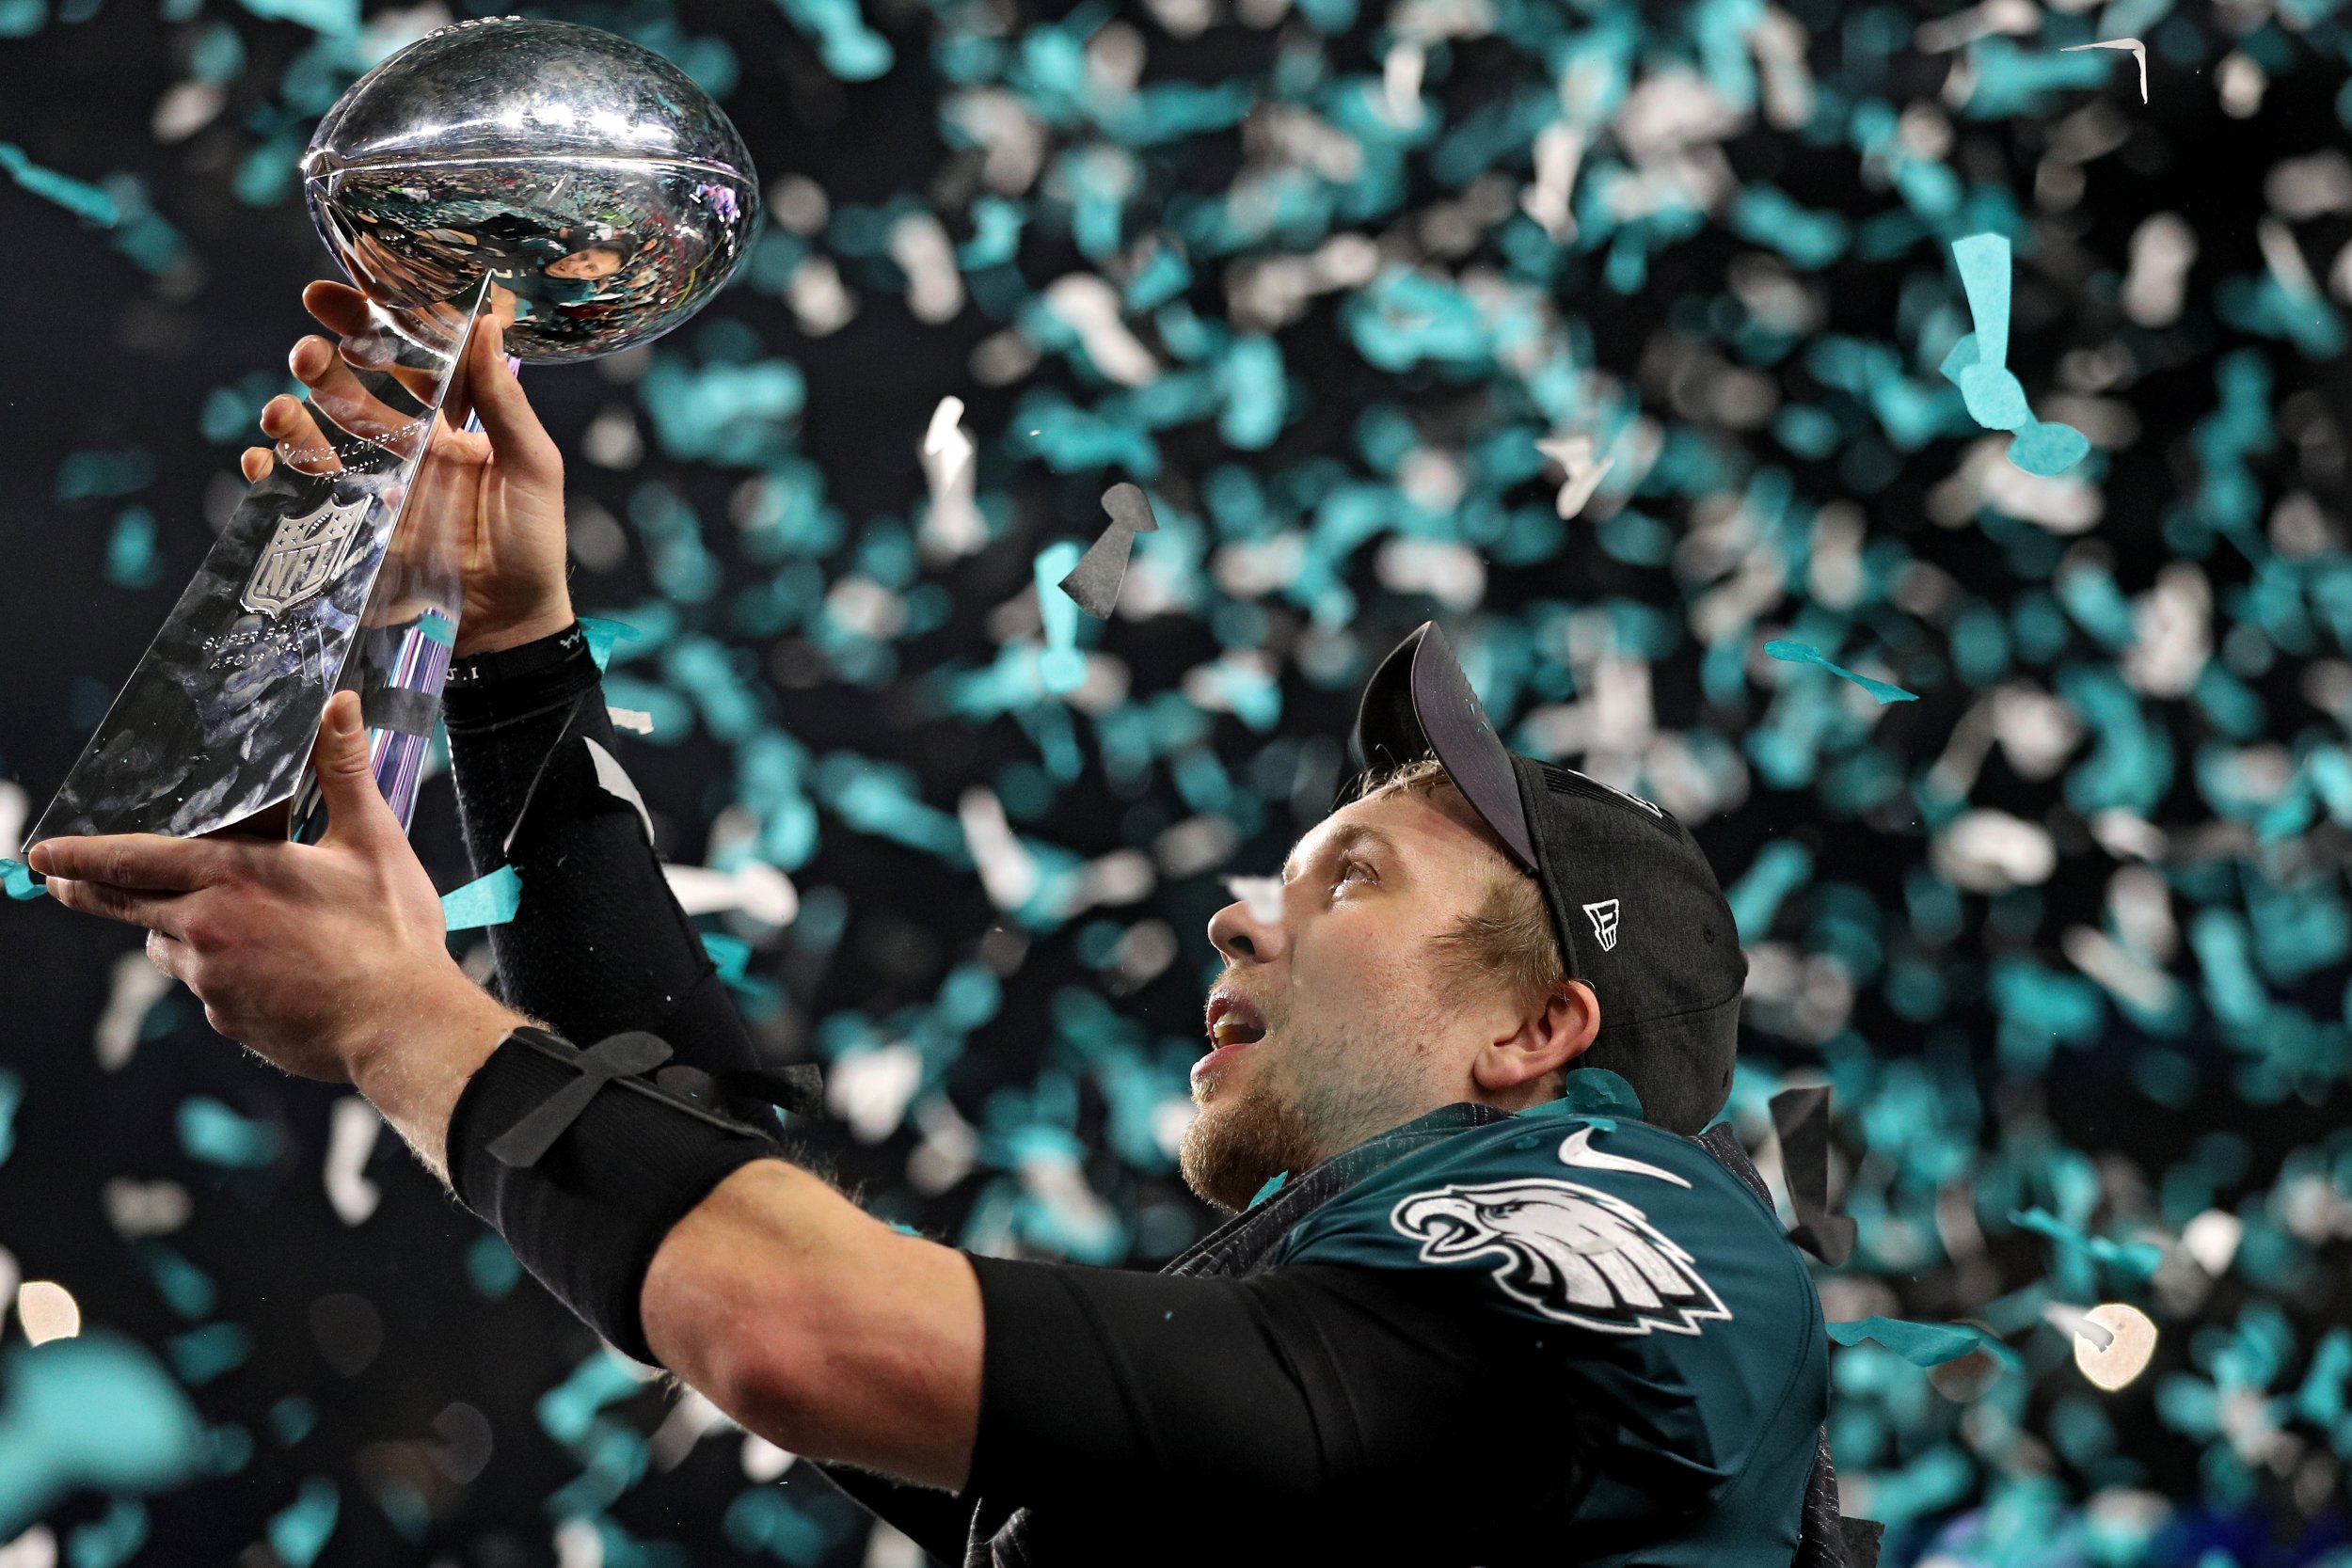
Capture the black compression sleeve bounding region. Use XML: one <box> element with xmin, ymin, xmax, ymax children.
<box><xmin>441</xmin><ymin>626</ymin><xmax>756</xmax><ymax>1081</ymax></box>
<box><xmin>965</xmin><ymin>1256</ymin><xmax>1590</xmax><ymax>1560</ymax></box>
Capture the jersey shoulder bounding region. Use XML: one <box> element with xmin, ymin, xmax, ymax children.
<box><xmin>1269</xmin><ymin>1104</ymin><xmax>1799</xmax><ymax>1339</ymax></box>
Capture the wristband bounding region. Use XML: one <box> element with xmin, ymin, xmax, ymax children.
<box><xmin>447</xmin><ymin>1025</ymin><xmax>795</xmax><ymax>1364</ymax></box>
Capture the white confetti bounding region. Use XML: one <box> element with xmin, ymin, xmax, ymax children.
<box><xmin>1382</xmin><ymin>40</ymin><xmax>1425</xmax><ymax>125</ymax></box>
<box><xmin>17</xmin><ymin>1281</ymin><xmax>80</xmax><ymax>1346</ymax></box>
<box><xmin>2122</xmin><ymin>212</ymin><xmax>2196</xmax><ymax>327</ymax></box>
<box><xmin>552</xmin><ymin>1519</ymin><xmax>604</xmax><ymax>1568</ymax></box>
<box><xmin>2181</xmin><ymin>1210</ymin><xmax>2245</xmax><ymax>1276</ymax></box>
<box><xmin>0</xmin><ymin>1526</ymin><xmax>56</xmax><ymax>1568</ymax></box>
<box><xmin>323</xmin><ymin>1096</ymin><xmax>383</xmax><ymax>1227</ymax></box>
<box><xmin>606</xmin><ymin>706</ymin><xmax>655</xmax><ymax>736</ymax></box>
<box><xmin>665</xmin><ymin>861</ymin><xmax>799</xmax><ymax>927</ymax></box>
<box><xmin>959</xmin><ymin>788</ymin><xmax>1041</xmax><ymax>911</ymax></box>
<box><xmin>1931</xmin><ymin>809</ymin><xmax>2057</xmax><ymax>893</ymax></box>
<box><xmin>1041</xmin><ymin>275</ymin><xmax>1158</xmax><ymax>387</ymax></box>
<box><xmin>94</xmin><ymin>950</ymin><xmax>173</xmax><ymax>1074</ymax></box>
<box><xmin>2042</xmin><ymin>1300</ymin><xmax>2117</xmax><ymax>1351</ymax></box>
<box><xmin>1518</xmin><ymin>123</ymin><xmax>1586</xmax><ymax>241</ymax></box>
<box><xmin>920</xmin><ymin>396</ymin><xmax>986</xmax><ymax>557</ymax></box>
<box><xmin>1223</xmin><ymin>874</ymin><xmax>1285</xmax><ymax>925</ymax></box>
<box><xmin>101</xmin><ymin>1178</ymin><xmax>191</xmax><ymax>1239</ymax></box>
<box><xmin>1375</xmin><ymin>537</ymin><xmax>1486</xmax><ymax>611</ymax></box>
<box><xmin>648</xmin><ymin>1387</ymin><xmax>736</xmax><ymax>1473</ymax></box>
<box><xmin>2059</xmin><ymin>37</ymin><xmax>2148</xmax><ymax>103</ymax></box>
<box><xmin>583</xmin><ymin>737</ymin><xmax>655</xmax><ymax>845</ymax></box>
<box><xmin>786</xmin><ymin>256</ymin><xmax>857</xmax><ymax>337</ymax></box>
<box><xmin>2073</xmin><ymin>1303</ymin><xmax>2159</xmax><ymax>1390</ymax></box>
<box><xmin>1535</xmin><ymin>433</ymin><xmax>1615</xmax><ymax>519</ymax></box>
<box><xmin>0</xmin><ymin>780</ymin><xmax>24</xmax><ymax>860</ymax></box>
<box><xmin>887</xmin><ymin>211</ymin><xmax>966</xmax><ymax>325</ymax></box>
<box><xmin>828</xmin><ymin>1048</ymin><xmax>917</xmax><ymax>1147</ymax></box>
<box><xmin>741</xmin><ymin>1434</ymin><xmax>798</xmax><ymax>1481</ymax></box>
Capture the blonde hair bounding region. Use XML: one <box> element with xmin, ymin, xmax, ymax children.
<box><xmin>1359</xmin><ymin>756</ymin><xmax>1565</xmax><ymax>1017</ymax></box>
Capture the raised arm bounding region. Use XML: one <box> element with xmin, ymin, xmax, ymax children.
<box><xmin>245</xmin><ymin>282</ymin><xmax>757</xmax><ymax>1081</ymax></box>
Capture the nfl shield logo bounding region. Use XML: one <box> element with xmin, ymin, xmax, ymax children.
<box><xmin>241</xmin><ymin>495</ymin><xmax>373</xmax><ymax>618</ymax></box>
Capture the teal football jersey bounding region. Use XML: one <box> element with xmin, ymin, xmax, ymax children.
<box><xmin>1266</xmin><ymin>1099</ymin><xmax>1829</xmax><ymax>1566</ymax></box>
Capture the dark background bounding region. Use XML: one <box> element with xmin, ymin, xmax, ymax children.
<box><xmin>6</xmin><ymin>0</ymin><xmax>2352</xmax><ymax>1563</ymax></box>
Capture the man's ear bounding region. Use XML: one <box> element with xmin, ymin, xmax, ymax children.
<box><xmin>1472</xmin><ymin>980</ymin><xmax>1599</xmax><ymax>1099</ymax></box>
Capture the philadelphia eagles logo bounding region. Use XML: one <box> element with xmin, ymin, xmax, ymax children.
<box><xmin>1390</xmin><ymin>1179</ymin><xmax>1731</xmax><ymax>1335</ymax></box>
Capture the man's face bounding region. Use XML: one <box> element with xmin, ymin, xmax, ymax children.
<box><xmin>1179</xmin><ymin>787</ymin><xmax>1530</xmax><ymax>1212</ymax></box>
<box><xmin>546</xmin><ymin>246</ymin><xmax>625</xmax><ymax>280</ymax></box>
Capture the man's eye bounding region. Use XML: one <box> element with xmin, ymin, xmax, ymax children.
<box><xmin>1336</xmin><ymin>859</ymin><xmax>1375</xmax><ymax>888</ymax></box>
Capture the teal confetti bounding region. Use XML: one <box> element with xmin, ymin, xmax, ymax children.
<box><xmin>1827</xmin><ymin>1316</ymin><xmax>2022</xmax><ymax>1371</ymax></box>
<box><xmin>578</xmin><ymin>616</ymin><xmax>643</xmax><ymax>673</ymax></box>
<box><xmin>1247</xmin><ymin>1170</ymin><xmax>1287</xmax><ymax>1208</ymax></box>
<box><xmin>264</xmin><ymin>1478</ymin><xmax>341</xmax><ymax>1568</ymax></box>
<box><xmin>0</xmin><ymin>1331</ymin><xmax>205</xmax><ymax>1540</ymax></box>
<box><xmin>1763</xmin><ymin>640</ymin><xmax>1919</xmax><ymax>705</ymax></box>
<box><xmin>0</xmin><ymin>861</ymin><xmax>41</xmax><ymax>900</ymax></box>
<box><xmin>1939</xmin><ymin>232</ymin><xmax>2089</xmax><ymax>475</ymax></box>
<box><xmin>176</xmin><ymin>1097</ymin><xmax>282</xmax><ymax>1168</ymax></box>
<box><xmin>440</xmin><ymin>865</ymin><xmax>522</xmax><ymax>931</ymax></box>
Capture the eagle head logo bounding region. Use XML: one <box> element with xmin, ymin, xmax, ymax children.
<box><xmin>1390</xmin><ymin>1179</ymin><xmax>1731</xmax><ymax>1335</ymax></box>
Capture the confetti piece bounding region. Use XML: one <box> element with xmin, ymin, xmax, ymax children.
<box><xmin>1942</xmin><ymin>232</ymin><xmax>2090</xmax><ymax>475</ymax></box>
<box><xmin>1223</xmin><ymin>874</ymin><xmax>1283</xmax><ymax>924</ymax></box>
<box><xmin>321</xmin><ymin>1098</ymin><xmax>381</xmax><ymax>1227</ymax></box>
<box><xmin>1034</xmin><ymin>542</ymin><xmax>1088</xmax><ymax>694</ymax></box>
<box><xmin>582</xmin><ymin>737</ymin><xmax>656</xmax><ymax>846</ymax></box>
<box><xmin>439</xmin><ymin>866</ymin><xmax>522</xmax><ymax>932</ymax></box>
<box><xmin>1057</xmin><ymin>483</ymin><xmax>1161</xmax><ymax>619</ymax></box>
<box><xmin>0</xmin><ymin>1331</ymin><xmax>204</xmax><ymax>1541</ymax></box>
<box><xmin>0</xmin><ymin>859</ymin><xmax>43</xmax><ymax>900</ymax></box>
<box><xmin>1770</xmin><ymin>1085</ymin><xmax>1855</xmax><ymax>1267</ymax></box>
<box><xmin>1534</xmin><ymin>433</ymin><xmax>1615</xmax><ymax>519</ymax></box>
<box><xmin>1763</xmin><ymin>640</ymin><xmax>1919</xmax><ymax>705</ymax></box>
<box><xmin>2060</xmin><ymin>38</ymin><xmax>2149</xmax><ymax>103</ymax></box>
<box><xmin>1827</xmin><ymin>1316</ymin><xmax>2022</xmax><ymax>1371</ymax></box>
<box><xmin>577</xmin><ymin>616</ymin><xmax>642</xmax><ymax>673</ymax></box>
<box><xmin>608</xmin><ymin>706</ymin><xmax>656</xmax><ymax>735</ymax></box>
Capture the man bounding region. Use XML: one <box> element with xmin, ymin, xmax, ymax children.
<box><xmin>30</xmin><ymin>293</ymin><xmax>1867</xmax><ymax>1565</ymax></box>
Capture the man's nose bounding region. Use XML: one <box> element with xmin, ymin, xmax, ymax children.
<box><xmin>1208</xmin><ymin>896</ymin><xmax>1281</xmax><ymax>965</ymax></box>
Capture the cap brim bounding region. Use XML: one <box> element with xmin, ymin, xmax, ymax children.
<box><xmin>1349</xmin><ymin>623</ymin><xmax>1537</xmax><ymax>872</ymax></box>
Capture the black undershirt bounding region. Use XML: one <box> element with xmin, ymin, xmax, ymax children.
<box><xmin>442</xmin><ymin>628</ymin><xmax>1607</xmax><ymax>1565</ymax></box>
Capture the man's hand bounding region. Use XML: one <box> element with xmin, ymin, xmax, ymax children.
<box><xmin>242</xmin><ymin>280</ymin><xmax>575</xmax><ymax>658</ymax></box>
<box><xmin>30</xmin><ymin>692</ymin><xmax>518</xmax><ymax>1088</ymax></box>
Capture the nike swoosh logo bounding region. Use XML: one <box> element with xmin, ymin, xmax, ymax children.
<box><xmin>1557</xmin><ymin>1126</ymin><xmax>1691</xmax><ymax>1188</ymax></box>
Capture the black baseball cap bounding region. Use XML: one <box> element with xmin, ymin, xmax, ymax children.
<box><xmin>1344</xmin><ymin>623</ymin><xmax>1747</xmax><ymax>1135</ymax></box>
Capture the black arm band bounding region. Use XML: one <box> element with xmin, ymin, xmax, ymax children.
<box><xmin>447</xmin><ymin>1025</ymin><xmax>793</xmax><ymax>1364</ymax></box>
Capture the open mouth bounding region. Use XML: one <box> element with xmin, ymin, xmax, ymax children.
<box><xmin>1196</xmin><ymin>991</ymin><xmax>1267</xmax><ymax>1085</ymax></box>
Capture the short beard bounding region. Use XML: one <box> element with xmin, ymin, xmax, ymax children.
<box><xmin>1178</xmin><ymin>1076</ymin><xmax>1322</xmax><ymax>1215</ymax></box>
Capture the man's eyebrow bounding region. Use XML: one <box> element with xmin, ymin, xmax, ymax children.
<box><xmin>1281</xmin><ymin>822</ymin><xmax>1393</xmax><ymax>883</ymax></box>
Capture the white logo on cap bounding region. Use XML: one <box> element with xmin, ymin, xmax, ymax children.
<box><xmin>1583</xmin><ymin>898</ymin><xmax>1621</xmax><ymax>952</ymax></box>
<box><xmin>1592</xmin><ymin>775</ymin><xmax>1663</xmax><ymax>817</ymax></box>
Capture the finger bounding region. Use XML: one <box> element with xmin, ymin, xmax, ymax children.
<box><xmin>290</xmin><ymin>335</ymin><xmax>421</xmax><ymax>449</ymax></box>
<box><xmin>300</xmin><ymin>278</ymin><xmax>373</xmax><ymax>339</ymax></box>
<box><xmin>312</xmin><ymin>691</ymin><xmax>403</xmax><ymax>852</ymax></box>
<box><xmin>44</xmin><ymin>876</ymin><xmax>193</xmax><ymax>938</ymax></box>
<box><xmin>466</xmin><ymin>317</ymin><xmax>563</xmax><ymax>483</ymax></box>
<box><xmin>26</xmin><ymin>832</ymin><xmax>225</xmax><ymax>892</ymax></box>
<box><xmin>240</xmin><ymin>446</ymin><xmax>276</xmax><ymax>483</ymax></box>
<box><xmin>259</xmin><ymin>392</ymin><xmax>343</xmax><ymax>476</ymax></box>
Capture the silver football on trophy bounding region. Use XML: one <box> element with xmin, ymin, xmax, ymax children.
<box><xmin>301</xmin><ymin>16</ymin><xmax>759</xmax><ymax>364</ymax></box>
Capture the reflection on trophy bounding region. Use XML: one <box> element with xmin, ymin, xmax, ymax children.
<box><xmin>28</xmin><ymin>17</ymin><xmax>758</xmax><ymax>847</ymax></box>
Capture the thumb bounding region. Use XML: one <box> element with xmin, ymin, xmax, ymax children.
<box><xmin>313</xmin><ymin>692</ymin><xmax>396</xmax><ymax>848</ymax></box>
<box><xmin>467</xmin><ymin>318</ymin><xmax>561</xmax><ymax>483</ymax></box>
